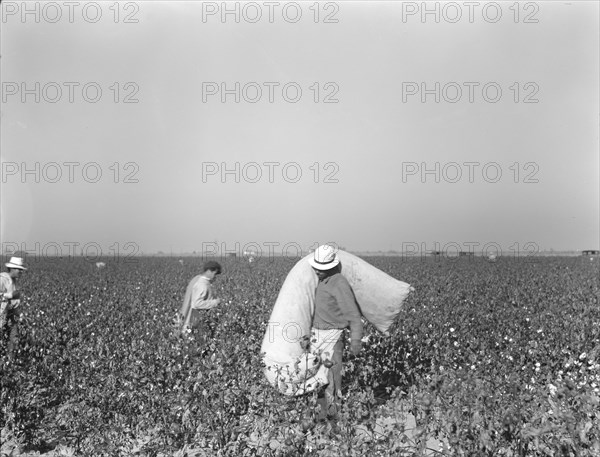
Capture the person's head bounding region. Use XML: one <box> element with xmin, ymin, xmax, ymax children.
<box><xmin>5</xmin><ymin>256</ymin><xmax>27</xmax><ymax>280</ymax></box>
<box><xmin>202</xmin><ymin>260</ymin><xmax>222</xmax><ymax>281</ymax></box>
<box><xmin>309</xmin><ymin>245</ymin><xmax>340</xmax><ymax>280</ymax></box>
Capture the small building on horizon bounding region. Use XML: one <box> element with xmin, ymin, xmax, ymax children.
<box><xmin>582</xmin><ymin>250</ymin><xmax>600</xmax><ymax>256</ymax></box>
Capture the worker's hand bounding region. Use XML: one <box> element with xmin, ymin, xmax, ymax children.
<box><xmin>351</xmin><ymin>339</ymin><xmax>361</xmax><ymax>356</ymax></box>
<box><xmin>300</xmin><ymin>335</ymin><xmax>310</xmax><ymax>351</ymax></box>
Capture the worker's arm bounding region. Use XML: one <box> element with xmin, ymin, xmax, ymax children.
<box><xmin>190</xmin><ymin>281</ymin><xmax>221</xmax><ymax>310</ymax></box>
<box><xmin>331</xmin><ymin>277</ymin><xmax>363</xmax><ymax>353</ymax></box>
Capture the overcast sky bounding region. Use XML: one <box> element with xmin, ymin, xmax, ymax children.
<box><xmin>1</xmin><ymin>1</ymin><xmax>598</xmax><ymax>257</ymax></box>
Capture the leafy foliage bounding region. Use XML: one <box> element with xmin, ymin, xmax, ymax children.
<box><xmin>1</xmin><ymin>256</ymin><xmax>599</xmax><ymax>456</ymax></box>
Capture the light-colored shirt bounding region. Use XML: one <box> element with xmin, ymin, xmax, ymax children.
<box><xmin>0</xmin><ymin>272</ymin><xmax>20</xmax><ymax>327</ymax></box>
<box><xmin>189</xmin><ymin>276</ymin><xmax>220</xmax><ymax>310</ymax></box>
<box><xmin>0</xmin><ymin>272</ymin><xmax>19</xmax><ymax>305</ymax></box>
<box><xmin>179</xmin><ymin>274</ymin><xmax>220</xmax><ymax>331</ymax></box>
<box><xmin>313</xmin><ymin>272</ymin><xmax>363</xmax><ymax>343</ymax></box>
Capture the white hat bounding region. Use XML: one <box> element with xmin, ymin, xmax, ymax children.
<box><xmin>309</xmin><ymin>245</ymin><xmax>340</xmax><ymax>270</ymax></box>
<box><xmin>5</xmin><ymin>256</ymin><xmax>27</xmax><ymax>270</ymax></box>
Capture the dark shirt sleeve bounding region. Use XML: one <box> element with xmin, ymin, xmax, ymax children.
<box><xmin>330</xmin><ymin>276</ymin><xmax>363</xmax><ymax>342</ymax></box>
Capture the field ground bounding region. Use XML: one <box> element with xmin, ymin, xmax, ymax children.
<box><xmin>1</xmin><ymin>255</ymin><xmax>599</xmax><ymax>456</ymax></box>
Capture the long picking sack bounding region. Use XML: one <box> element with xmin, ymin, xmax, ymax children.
<box><xmin>261</xmin><ymin>250</ymin><xmax>412</xmax><ymax>395</ymax></box>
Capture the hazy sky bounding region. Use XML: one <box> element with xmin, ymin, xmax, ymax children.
<box><xmin>1</xmin><ymin>1</ymin><xmax>599</xmax><ymax>257</ymax></box>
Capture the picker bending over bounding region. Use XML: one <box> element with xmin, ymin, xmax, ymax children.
<box><xmin>178</xmin><ymin>261</ymin><xmax>222</xmax><ymax>341</ymax></box>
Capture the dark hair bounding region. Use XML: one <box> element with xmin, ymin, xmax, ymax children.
<box><xmin>202</xmin><ymin>261</ymin><xmax>222</xmax><ymax>274</ymax></box>
<box><xmin>323</xmin><ymin>264</ymin><xmax>341</xmax><ymax>277</ymax></box>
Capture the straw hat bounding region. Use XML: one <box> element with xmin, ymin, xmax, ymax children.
<box><xmin>5</xmin><ymin>256</ymin><xmax>27</xmax><ymax>270</ymax></box>
<box><xmin>308</xmin><ymin>245</ymin><xmax>340</xmax><ymax>270</ymax></box>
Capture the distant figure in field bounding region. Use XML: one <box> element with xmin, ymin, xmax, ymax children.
<box><xmin>1</xmin><ymin>256</ymin><xmax>27</xmax><ymax>358</ymax></box>
<box><xmin>309</xmin><ymin>245</ymin><xmax>363</xmax><ymax>421</ymax></box>
<box><xmin>178</xmin><ymin>261</ymin><xmax>222</xmax><ymax>341</ymax></box>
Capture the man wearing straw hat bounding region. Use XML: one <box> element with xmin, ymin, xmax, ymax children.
<box><xmin>309</xmin><ymin>245</ymin><xmax>363</xmax><ymax>421</ymax></box>
<box><xmin>1</xmin><ymin>256</ymin><xmax>27</xmax><ymax>357</ymax></box>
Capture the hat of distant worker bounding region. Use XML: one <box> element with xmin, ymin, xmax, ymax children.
<box><xmin>5</xmin><ymin>256</ymin><xmax>27</xmax><ymax>270</ymax></box>
<box><xmin>309</xmin><ymin>245</ymin><xmax>340</xmax><ymax>270</ymax></box>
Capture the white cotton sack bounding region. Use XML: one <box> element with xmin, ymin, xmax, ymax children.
<box><xmin>335</xmin><ymin>251</ymin><xmax>413</xmax><ymax>335</ymax></box>
<box><xmin>261</xmin><ymin>257</ymin><xmax>317</xmax><ymax>367</ymax></box>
